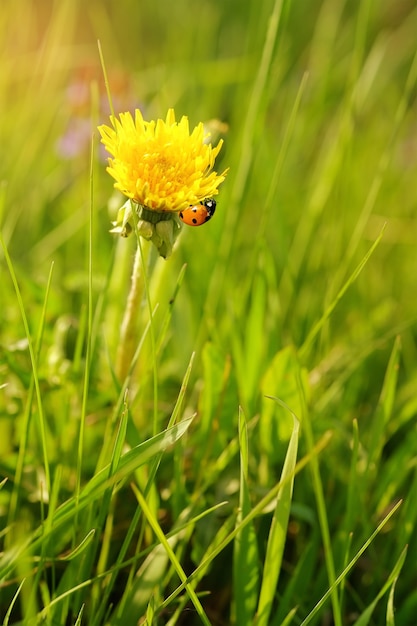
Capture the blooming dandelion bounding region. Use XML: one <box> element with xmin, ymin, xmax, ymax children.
<box><xmin>98</xmin><ymin>108</ymin><xmax>228</xmax><ymax>258</ymax></box>
<box><xmin>99</xmin><ymin>107</ymin><xmax>228</xmax><ymax>380</ymax></box>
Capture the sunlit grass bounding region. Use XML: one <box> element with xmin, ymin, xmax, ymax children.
<box><xmin>1</xmin><ymin>0</ymin><xmax>416</xmax><ymax>624</ymax></box>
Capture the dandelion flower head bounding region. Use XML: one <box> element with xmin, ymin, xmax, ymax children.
<box><xmin>98</xmin><ymin>108</ymin><xmax>228</xmax><ymax>213</ymax></box>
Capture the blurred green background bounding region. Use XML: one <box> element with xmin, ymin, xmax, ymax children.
<box><xmin>2</xmin><ymin>0</ymin><xmax>416</xmax><ymax>351</ymax></box>
<box><xmin>1</xmin><ymin>0</ymin><xmax>416</xmax><ymax>624</ymax></box>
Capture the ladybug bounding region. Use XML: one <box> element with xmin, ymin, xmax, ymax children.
<box><xmin>179</xmin><ymin>198</ymin><xmax>217</xmax><ymax>227</ymax></box>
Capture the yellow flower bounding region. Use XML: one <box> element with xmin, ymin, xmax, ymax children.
<box><xmin>98</xmin><ymin>108</ymin><xmax>228</xmax><ymax>212</ymax></box>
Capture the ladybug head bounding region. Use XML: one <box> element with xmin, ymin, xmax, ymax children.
<box><xmin>203</xmin><ymin>198</ymin><xmax>216</xmax><ymax>217</ymax></box>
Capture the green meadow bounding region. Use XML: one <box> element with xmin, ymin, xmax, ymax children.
<box><xmin>1</xmin><ymin>0</ymin><xmax>416</xmax><ymax>624</ymax></box>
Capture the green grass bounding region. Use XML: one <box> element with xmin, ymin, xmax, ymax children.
<box><xmin>1</xmin><ymin>0</ymin><xmax>417</xmax><ymax>624</ymax></box>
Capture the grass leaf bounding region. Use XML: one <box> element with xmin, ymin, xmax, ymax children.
<box><xmin>233</xmin><ymin>407</ymin><xmax>260</xmax><ymax>624</ymax></box>
<box><xmin>255</xmin><ymin>399</ymin><xmax>300</xmax><ymax>626</ymax></box>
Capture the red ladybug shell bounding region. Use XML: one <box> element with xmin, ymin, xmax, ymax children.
<box><xmin>179</xmin><ymin>198</ymin><xmax>217</xmax><ymax>227</ymax></box>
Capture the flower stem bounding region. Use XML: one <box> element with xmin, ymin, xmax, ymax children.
<box><xmin>116</xmin><ymin>245</ymin><xmax>143</xmax><ymax>381</ymax></box>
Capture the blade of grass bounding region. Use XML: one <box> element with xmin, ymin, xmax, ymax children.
<box><xmin>255</xmin><ymin>398</ymin><xmax>299</xmax><ymax>626</ymax></box>
<box><xmin>299</xmin><ymin>500</ymin><xmax>403</xmax><ymax>625</ymax></box>
<box><xmin>241</xmin><ymin>274</ymin><xmax>267</xmax><ymax>409</ymax></box>
<box><xmin>99</xmin><ymin>306</ymin><xmax>157</xmax><ymax>462</ymax></box>
<box><xmin>144</xmin><ymin>595</ymin><xmax>155</xmax><ymax>626</ymax></box>
<box><xmin>366</xmin><ymin>335</ymin><xmax>401</xmax><ymax>480</ymax></box>
<box><xmin>341</xmin><ymin>45</ymin><xmax>417</xmax><ymax>274</ymax></box>
<box><xmin>93</xmin><ymin>355</ymin><xmax>195</xmax><ymax>625</ymax></box>
<box><xmin>76</xmin><ymin>418</ymin><xmax>194</xmax><ymax>509</ymax></box>
<box><xmin>6</xmin><ymin>261</ymin><xmax>54</xmax><ymax>536</ymax></box>
<box><xmin>280</xmin><ymin>607</ymin><xmax>299</xmax><ymax>626</ymax></box>
<box><xmin>76</xmin><ymin>135</ymin><xmax>95</xmax><ymax>502</ymax></box>
<box><xmin>37</xmin><ymin>580</ymin><xmax>93</xmax><ymax>622</ymax></box>
<box><xmin>133</xmin><ymin>485</ymin><xmax>212</xmax><ymax>626</ymax></box>
<box><xmin>386</xmin><ymin>562</ymin><xmax>400</xmax><ymax>626</ymax></box>
<box><xmin>300</xmin><ymin>223</ymin><xmax>386</xmax><ymax>359</ymax></box>
<box><xmin>98</xmin><ymin>39</ymin><xmax>115</xmax><ymax>122</ymax></box>
<box><xmin>259</xmin><ymin>346</ymin><xmax>307</xmax><ymax>484</ymax></box>
<box><xmin>138</xmin><ymin>237</ymin><xmax>159</xmax><ymax>436</ymax></box>
<box><xmin>0</xmin><ymin>418</ymin><xmax>194</xmax><ymax>582</ymax></box>
<box><xmin>110</xmin><ymin>501</ymin><xmax>229</xmax><ymax>626</ymax></box>
<box><xmin>164</xmin><ymin>514</ymin><xmax>236</xmax><ymax>626</ymax></box>
<box><xmin>352</xmin><ymin>545</ymin><xmax>407</xmax><ymax>626</ymax></box>
<box><xmin>60</xmin><ymin>529</ymin><xmax>97</xmax><ymax>562</ymax></box>
<box><xmin>88</xmin><ymin>390</ymin><xmax>130</xmax><ymax>615</ymax></box>
<box><xmin>0</xmin><ymin>232</ymin><xmax>52</xmax><ymax>497</ymax></box>
<box><xmin>161</xmin><ymin>431</ymin><xmax>332</xmax><ymax>613</ymax></box>
<box><xmin>233</xmin><ymin>407</ymin><xmax>260</xmax><ymax>625</ymax></box>
<box><xmin>155</xmin><ymin>262</ymin><xmax>187</xmax><ymax>355</ymax></box>
<box><xmin>240</xmin><ymin>71</ymin><xmax>309</xmax><ymax>315</ymax></box>
<box><xmin>115</xmin><ymin>534</ymin><xmax>179</xmax><ymax>625</ymax></box>
<box><xmin>146</xmin><ymin>351</ymin><xmax>195</xmax><ymax>490</ymax></box>
<box><xmin>343</xmin><ymin>419</ymin><xmax>360</xmax><ymax>538</ymax></box>
<box><xmin>271</xmin><ymin>535</ymin><xmax>318</xmax><ymax>625</ymax></box>
<box><xmin>2</xmin><ymin>578</ymin><xmax>26</xmax><ymax>626</ymax></box>
<box><xmin>74</xmin><ymin>604</ymin><xmax>85</xmax><ymax>626</ymax></box>
<box><xmin>204</xmin><ymin>0</ymin><xmax>286</xmax><ymax>317</ymax></box>
<box><xmin>298</xmin><ymin>365</ymin><xmax>343</xmax><ymax>625</ymax></box>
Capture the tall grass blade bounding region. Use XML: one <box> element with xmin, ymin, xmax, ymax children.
<box><xmin>300</xmin><ymin>500</ymin><xmax>403</xmax><ymax>625</ymax></box>
<box><xmin>366</xmin><ymin>335</ymin><xmax>401</xmax><ymax>479</ymax></box>
<box><xmin>233</xmin><ymin>408</ymin><xmax>259</xmax><ymax>624</ymax></box>
<box><xmin>352</xmin><ymin>545</ymin><xmax>407</xmax><ymax>626</ymax></box>
<box><xmin>255</xmin><ymin>399</ymin><xmax>299</xmax><ymax>626</ymax></box>
<box><xmin>160</xmin><ymin>431</ymin><xmax>331</xmax><ymax>612</ymax></box>
<box><xmin>300</xmin><ymin>223</ymin><xmax>386</xmax><ymax>358</ymax></box>
<box><xmin>2</xmin><ymin>578</ymin><xmax>26</xmax><ymax>626</ymax></box>
<box><xmin>132</xmin><ymin>485</ymin><xmax>211</xmax><ymax>626</ymax></box>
